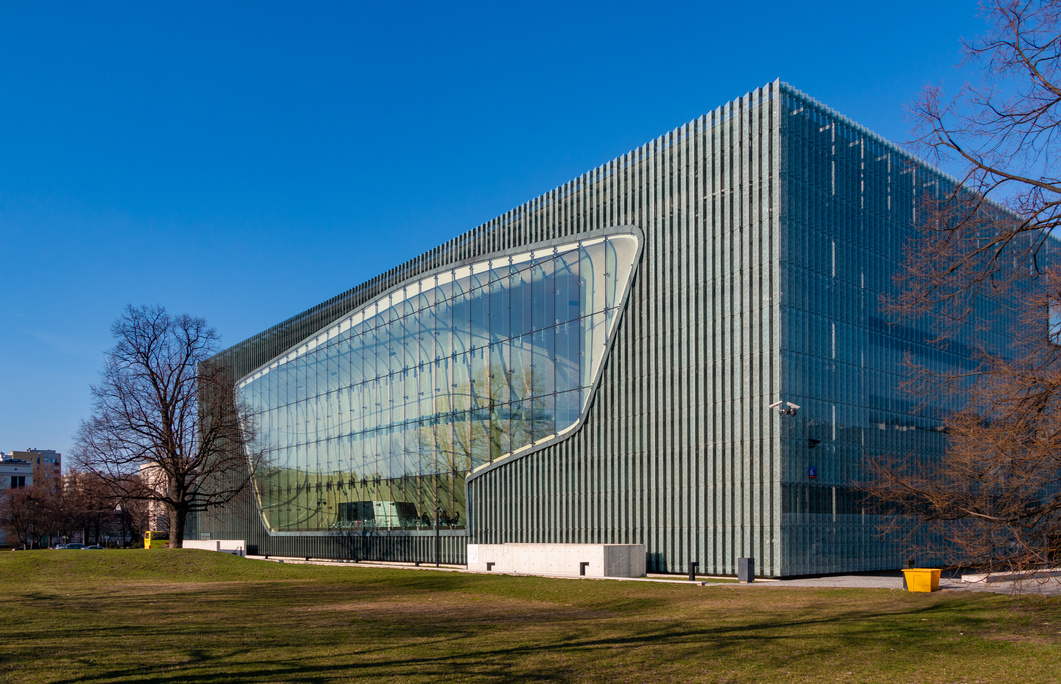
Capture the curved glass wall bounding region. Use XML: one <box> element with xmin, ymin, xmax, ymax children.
<box><xmin>239</xmin><ymin>230</ymin><xmax>641</xmax><ymax>533</ymax></box>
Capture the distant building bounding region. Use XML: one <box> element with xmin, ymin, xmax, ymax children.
<box><xmin>0</xmin><ymin>458</ymin><xmax>34</xmax><ymax>547</ymax></box>
<box><xmin>0</xmin><ymin>450</ymin><xmax>60</xmax><ymax>547</ymax></box>
<box><xmin>138</xmin><ymin>463</ymin><xmax>169</xmax><ymax>531</ymax></box>
<box><xmin>0</xmin><ymin>458</ymin><xmax>34</xmax><ymax>493</ymax></box>
<box><xmin>5</xmin><ymin>449</ymin><xmax>61</xmax><ymax>483</ymax></box>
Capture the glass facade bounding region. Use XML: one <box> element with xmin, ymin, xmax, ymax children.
<box><xmin>776</xmin><ymin>86</ymin><xmax>1014</xmax><ymax>573</ymax></box>
<box><xmin>238</xmin><ymin>231</ymin><xmax>641</xmax><ymax>533</ymax></box>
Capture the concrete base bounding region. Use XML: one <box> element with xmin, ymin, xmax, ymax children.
<box><xmin>182</xmin><ymin>539</ymin><xmax>246</xmax><ymax>557</ymax></box>
<box><xmin>466</xmin><ymin>543</ymin><xmax>645</xmax><ymax>578</ymax></box>
<box><xmin>962</xmin><ymin>567</ymin><xmax>1061</xmax><ymax>583</ymax></box>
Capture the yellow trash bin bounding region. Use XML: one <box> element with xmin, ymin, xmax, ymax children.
<box><xmin>902</xmin><ymin>568</ymin><xmax>941</xmax><ymax>592</ymax></box>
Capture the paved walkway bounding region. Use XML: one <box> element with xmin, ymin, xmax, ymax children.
<box><xmin>708</xmin><ymin>572</ymin><xmax>1061</xmax><ymax>595</ymax></box>
<box><xmin>247</xmin><ymin>555</ymin><xmax>1061</xmax><ymax>595</ymax></box>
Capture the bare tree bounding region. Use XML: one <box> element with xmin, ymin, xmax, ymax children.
<box><xmin>114</xmin><ymin>495</ymin><xmax>150</xmax><ymax>547</ymax></box>
<box><xmin>904</xmin><ymin>0</ymin><xmax>1061</xmax><ymax>322</ymax></box>
<box><xmin>73</xmin><ymin>305</ymin><xmax>261</xmax><ymax>548</ymax></box>
<box><xmin>63</xmin><ymin>469</ymin><xmax>123</xmax><ymax>546</ymax></box>
<box><xmin>868</xmin><ymin>1</ymin><xmax>1061</xmax><ymax>573</ymax></box>
<box><xmin>1</xmin><ymin>481</ymin><xmax>62</xmax><ymax>549</ymax></box>
<box><xmin>871</xmin><ymin>270</ymin><xmax>1061</xmax><ymax>571</ymax></box>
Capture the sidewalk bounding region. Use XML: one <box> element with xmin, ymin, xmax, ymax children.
<box><xmin>718</xmin><ymin>572</ymin><xmax>1061</xmax><ymax>595</ymax></box>
<box><xmin>246</xmin><ymin>555</ymin><xmax>1061</xmax><ymax>594</ymax></box>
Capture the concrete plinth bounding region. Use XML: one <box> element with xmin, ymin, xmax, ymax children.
<box><xmin>182</xmin><ymin>539</ymin><xmax>246</xmax><ymax>556</ymax></box>
<box><xmin>466</xmin><ymin>543</ymin><xmax>645</xmax><ymax>578</ymax></box>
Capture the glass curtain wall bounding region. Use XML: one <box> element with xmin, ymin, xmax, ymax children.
<box><xmin>776</xmin><ymin>90</ymin><xmax>990</xmax><ymax>572</ymax></box>
<box><xmin>238</xmin><ymin>231</ymin><xmax>640</xmax><ymax>533</ymax></box>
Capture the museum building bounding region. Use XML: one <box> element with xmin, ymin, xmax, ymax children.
<box><xmin>196</xmin><ymin>80</ymin><xmax>998</xmax><ymax>576</ymax></box>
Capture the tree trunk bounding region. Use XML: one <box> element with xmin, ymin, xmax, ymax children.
<box><xmin>171</xmin><ymin>505</ymin><xmax>187</xmax><ymax>548</ymax></box>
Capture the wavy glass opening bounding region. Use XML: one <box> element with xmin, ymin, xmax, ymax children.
<box><xmin>239</xmin><ymin>229</ymin><xmax>641</xmax><ymax>533</ymax></box>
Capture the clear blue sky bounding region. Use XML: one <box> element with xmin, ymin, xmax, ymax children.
<box><xmin>1</xmin><ymin>1</ymin><xmax>988</xmax><ymax>460</ymax></box>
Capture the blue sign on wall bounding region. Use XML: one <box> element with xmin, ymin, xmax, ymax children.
<box><xmin>807</xmin><ymin>465</ymin><xmax>817</xmax><ymax>479</ymax></box>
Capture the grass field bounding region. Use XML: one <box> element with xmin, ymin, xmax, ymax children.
<box><xmin>2</xmin><ymin>550</ymin><xmax>1060</xmax><ymax>683</ymax></box>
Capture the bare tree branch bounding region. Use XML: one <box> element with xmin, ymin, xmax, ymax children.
<box><xmin>868</xmin><ymin>1</ymin><xmax>1061</xmax><ymax>579</ymax></box>
<box><xmin>72</xmin><ymin>305</ymin><xmax>263</xmax><ymax>547</ymax></box>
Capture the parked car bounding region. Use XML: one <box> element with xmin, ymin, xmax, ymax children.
<box><xmin>82</xmin><ymin>545</ymin><xmax>105</xmax><ymax>550</ymax></box>
<box><xmin>64</xmin><ymin>543</ymin><xmax>85</xmax><ymax>550</ymax></box>
<box><xmin>52</xmin><ymin>544</ymin><xmax>67</xmax><ymax>549</ymax></box>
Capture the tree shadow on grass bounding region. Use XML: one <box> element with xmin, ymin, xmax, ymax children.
<box><xmin>40</xmin><ymin>600</ymin><xmax>1010</xmax><ymax>684</ymax></box>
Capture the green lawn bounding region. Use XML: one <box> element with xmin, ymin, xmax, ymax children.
<box><xmin>2</xmin><ymin>550</ymin><xmax>1059</xmax><ymax>683</ymax></box>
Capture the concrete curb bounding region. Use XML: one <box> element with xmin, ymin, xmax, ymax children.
<box><xmin>961</xmin><ymin>568</ymin><xmax>1061</xmax><ymax>584</ymax></box>
<box><xmin>245</xmin><ymin>554</ymin><xmax>754</xmax><ymax>584</ymax></box>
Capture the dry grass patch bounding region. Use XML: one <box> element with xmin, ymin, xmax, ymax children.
<box><xmin>1</xmin><ymin>551</ymin><xmax>1060</xmax><ymax>683</ymax></box>
<box><xmin>304</xmin><ymin>592</ymin><xmax>615</xmax><ymax>623</ymax></box>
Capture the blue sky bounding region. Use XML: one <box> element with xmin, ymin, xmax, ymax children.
<box><xmin>0</xmin><ymin>1</ymin><xmax>988</xmax><ymax>459</ymax></box>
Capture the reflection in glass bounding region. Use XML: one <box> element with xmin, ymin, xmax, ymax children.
<box><xmin>239</xmin><ymin>231</ymin><xmax>640</xmax><ymax>533</ymax></box>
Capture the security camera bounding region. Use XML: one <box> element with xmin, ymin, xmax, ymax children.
<box><xmin>770</xmin><ymin>400</ymin><xmax>800</xmax><ymax>415</ymax></box>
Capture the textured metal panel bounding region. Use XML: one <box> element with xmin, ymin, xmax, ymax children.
<box><xmin>462</xmin><ymin>84</ymin><xmax>782</xmax><ymax>575</ymax></box>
